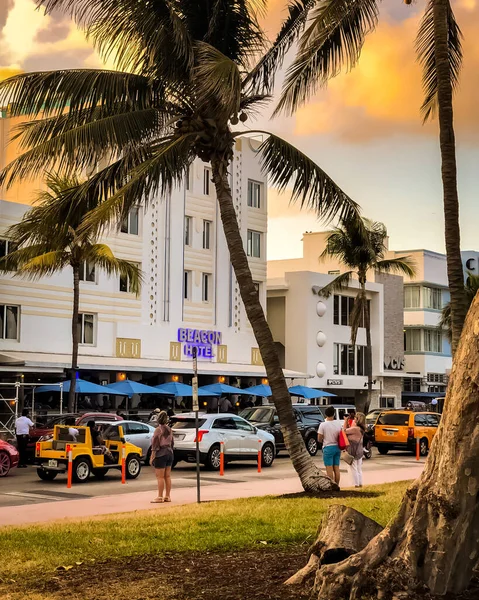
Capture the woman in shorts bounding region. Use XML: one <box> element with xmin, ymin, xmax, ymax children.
<box><xmin>150</xmin><ymin>411</ymin><xmax>174</xmax><ymax>503</ymax></box>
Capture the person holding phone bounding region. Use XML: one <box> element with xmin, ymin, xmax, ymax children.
<box><xmin>343</xmin><ymin>412</ymin><xmax>366</xmax><ymax>488</ymax></box>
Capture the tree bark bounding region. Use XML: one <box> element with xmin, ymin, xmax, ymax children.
<box><xmin>364</xmin><ymin>288</ymin><xmax>373</xmax><ymax>415</ymax></box>
<box><xmin>286</xmin><ymin>505</ymin><xmax>383</xmax><ymax>586</ymax></box>
<box><xmin>433</xmin><ymin>0</ymin><xmax>467</xmax><ymax>354</ymax></box>
<box><xmin>211</xmin><ymin>157</ymin><xmax>336</xmax><ymax>492</ymax></box>
<box><xmin>69</xmin><ymin>263</ymin><xmax>80</xmax><ymax>413</ymax></box>
<box><xmin>312</xmin><ymin>289</ymin><xmax>479</xmax><ymax>598</ymax></box>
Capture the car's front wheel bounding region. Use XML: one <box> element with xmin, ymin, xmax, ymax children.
<box><xmin>261</xmin><ymin>443</ymin><xmax>275</xmax><ymax>468</ymax></box>
<box><xmin>37</xmin><ymin>469</ymin><xmax>58</xmax><ymax>481</ymax></box>
<box><xmin>205</xmin><ymin>445</ymin><xmax>221</xmax><ymax>471</ymax></box>
<box><xmin>0</xmin><ymin>451</ymin><xmax>11</xmax><ymax>477</ymax></box>
<box><xmin>126</xmin><ymin>455</ymin><xmax>142</xmax><ymax>479</ymax></box>
<box><xmin>305</xmin><ymin>436</ymin><xmax>318</xmax><ymax>456</ymax></box>
<box><xmin>72</xmin><ymin>457</ymin><xmax>91</xmax><ymax>483</ymax></box>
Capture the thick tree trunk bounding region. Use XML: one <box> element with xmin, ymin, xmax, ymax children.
<box><xmin>364</xmin><ymin>290</ymin><xmax>373</xmax><ymax>415</ymax></box>
<box><xmin>211</xmin><ymin>158</ymin><xmax>335</xmax><ymax>492</ymax></box>
<box><xmin>69</xmin><ymin>264</ymin><xmax>80</xmax><ymax>413</ymax></box>
<box><xmin>286</xmin><ymin>505</ymin><xmax>383</xmax><ymax>586</ymax></box>
<box><xmin>433</xmin><ymin>0</ymin><xmax>467</xmax><ymax>354</ymax></box>
<box><xmin>312</xmin><ymin>289</ymin><xmax>479</xmax><ymax>598</ymax></box>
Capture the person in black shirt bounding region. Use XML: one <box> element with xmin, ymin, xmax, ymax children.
<box><xmin>87</xmin><ymin>420</ymin><xmax>114</xmax><ymax>462</ymax></box>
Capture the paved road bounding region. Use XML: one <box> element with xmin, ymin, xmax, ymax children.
<box><xmin>0</xmin><ymin>450</ymin><xmax>424</xmax><ymax>509</ymax></box>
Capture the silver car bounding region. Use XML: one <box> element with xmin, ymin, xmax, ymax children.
<box><xmin>115</xmin><ymin>420</ymin><xmax>156</xmax><ymax>464</ymax></box>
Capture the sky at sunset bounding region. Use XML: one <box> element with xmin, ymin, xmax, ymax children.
<box><xmin>1</xmin><ymin>0</ymin><xmax>479</xmax><ymax>260</ymax></box>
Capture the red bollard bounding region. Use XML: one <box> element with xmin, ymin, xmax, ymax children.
<box><xmin>66</xmin><ymin>444</ymin><xmax>73</xmax><ymax>489</ymax></box>
<box><xmin>416</xmin><ymin>437</ymin><xmax>420</xmax><ymax>461</ymax></box>
<box><xmin>257</xmin><ymin>440</ymin><xmax>262</xmax><ymax>473</ymax></box>
<box><xmin>121</xmin><ymin>444</ymin><xmax>126</xmax><ymax>484</ymax></box>
<box><xmin>220</xmin><ymin>441</ymin><xmax>225</xmax><ymax>476</ymax></box>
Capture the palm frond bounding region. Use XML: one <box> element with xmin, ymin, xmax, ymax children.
<box><xmin>255</xmin><ymin>132</ymin><xmax>359</xmax><ymax>223</ymax></box>
<box><xmin>83</xmin><ymin>244</ymin><xmax>143</xmax><ymax>296</ymax></box>
<box><xmin>438</xmin><ymin>301</ymin><xmax>452</xmax><ymax>343</ymax></box>
<box><xmin>316</xmin><ymin>271</ymin><xmax>354</xmax><ymax>298</ymax></box>
<box><xmin>350</xmin><ymin>286</ymin><xmax>367</xmax><ymax>346</ymax></box>
<box><xmin>194</xmin><ymin>42</ymin><xmax>242</xmax><ymax>119</ymax></box>
<box><xmin>374</xmin><ymin>257</ymin><xmax>416</xmax><ymax>278</ymax></box>
<box><xmin>0</xmin><ymin>69</ymin><xmax>152</xmax><ymax>119</ymax></box>
<box><xmin>416</xmin><ymin>0</ymin><xmax>463</xmax><ymax>122</ymax></box>
<box><xmin>275</xmin><ymin>0</ymin><xmax>379</xmax><ymax>115</ymax></box>
<box><xmin>79</xmin><ymin>135</ymin><xmax>195</xmax><ymax>237</ymax></box>
<box><xmin>14</xmin><ymin>250</ymin><xmax>70</xmax><ymax>279</ymax></box>
<box><xmin>245</xmin><ymin>0</ymin><xmax>315</xmax><ymax>94</ymax></box>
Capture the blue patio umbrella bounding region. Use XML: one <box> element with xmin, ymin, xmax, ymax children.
<box><xmin>243</xmin><ymin>384</ymin><xmax>272</xmax><ymax>397</ymax></box>
<box><xmin>199</xmin><ymin>383</ymin><xmax>252</xmax><ymax>395</ymax></box>
<box><xmin>288</xmin><ymin>385</ymin><xmax>337</xmax><ymax>399</ymax></box>
<box><xmin>155</xmin><ymin>382</ymin><xmax>218</xmax><ymax>397</ymax></box>
<box><xmin>35</xmin><ymin>378</ymin><xmax>128</xmax><ymax>395</ymax></box>
<box><xmin>105</xmin><ymin>379</ymin><xmax>169</xmax><ymax>396</ymax></box>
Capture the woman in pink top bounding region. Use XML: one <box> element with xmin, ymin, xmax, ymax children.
<box><xmin>150</xmin><ymin>411</ymin><xmax>174</xmax><ymax>503</ymax></box>
<box><xmin>343</xmin><ymin>412</ymin><xmax>366</xmax><ymax>488</ymax></box>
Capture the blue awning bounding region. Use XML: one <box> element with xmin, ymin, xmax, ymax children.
<box><xmin>402</xmin><ymin>392</ymin><xmax>445</xmax><ymax>398</ymax></box>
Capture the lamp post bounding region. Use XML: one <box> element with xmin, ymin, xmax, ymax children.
<box><xmin>192</xmin><ymin>347</ymin><xmax>201</xmax><ymax>503</ymax></box>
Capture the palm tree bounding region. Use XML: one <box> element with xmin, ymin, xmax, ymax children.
<box><xmin>318</xmin><ymin>217</ymin><xmax>415</xmax><ymax>413</ymax></box>
<box><xmin>0</xmin><ymin>0</ymin><xmax>360</xmax><ymax>492</ymax></box>
<box><xmin>271</xmin><ymin>0</ymin><xmax>467</xmax><ymax>354</ymax></box>
<box><xmin>439</xmin><ymin>272</ymin><xmax>479</xmax><ymax>343</ymax></box>
<box><xmin>0</xmin><ymin>172</ymin><xmax>142</xmax><ymax>412</ymax></box>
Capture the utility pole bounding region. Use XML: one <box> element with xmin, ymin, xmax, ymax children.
<box><xmin>192</xmin><ymin>347</ymin><xmax>201</xmax><ymax>503</ymax></box>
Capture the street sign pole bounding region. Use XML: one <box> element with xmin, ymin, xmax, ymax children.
<box><xmin>192</xmin><ymin>347</ymin><xmax>201</xmax><ymax>503</ymax></box>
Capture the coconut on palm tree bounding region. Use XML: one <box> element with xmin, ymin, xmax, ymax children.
<box><xmin>270</xmin><ymin>0</ymin><xmax>467</xmax><ymax>354</ymax></box>
<box><xmin>0</xmin><ymin>172</ymin><xmax>142</xmax><ymax>412</ymax></box>
<box><xmin>0</xmin><ymin>0</ymin><xmax>361</xmax><ymax>492</ymax></box>
<box><xmin>317</xmin><ymin>217</ymin><xmax>415</xmax><ymax>414</ymax></box>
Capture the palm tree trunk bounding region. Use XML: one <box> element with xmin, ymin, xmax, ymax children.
<box><xmin>364</xmin><ymin>288</ymin><xmax>373</xmax><ymax>414</ymax></box>
<box><xmin>433</xmin><ymin>0</ymin><xmax>467</xmax><ymax>354</ymax></box>
<box><xmin>211</xmin><ymin>157</ymin><xmax>335</xmax><ymax>492</ymax></box>
<box><xmin>69</xmin><ymin>264</ymin><xmax>80</xmax><ymax>413</ymax></box>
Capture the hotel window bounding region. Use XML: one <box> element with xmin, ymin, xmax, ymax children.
<box><xmin>247</xmin><ymin>180</ymin><xmax>261</xmax><ymax>208</ymax></box>
<box><xmin>403</xmin><ymin>378</ymin><xmax>421</xmax><ymax>392</ymax></box>
<box><xmin>335</xmin><ymin>343</ymin><xmax>366</xmax><ymax>376</ymax></box>
<box><xmin>184</xmin><ymin>216</ymin><xmax>192</xmax><ymax>246</ymax></box>
<box><xmin>404</xmin><ymin>328</ymin><xmax>422</xmax><ymax>352</ymax></box>
<box><xmin>185</xmin><ymin>164</ymin><xmax>192</xmax><ymax>191</ymax></box>
<box><xmin>404</xmin><ymin>285</ymin><xmax>420</xmax><ymax>308</ymax></box>
<box><xmin>79</xmin><ymin>261</ymin><xmax>96</xmax><ymax>283</ymax></box>
<box><xmin>203</xmin><ymin>167</ymin><xmax>211</xmax><ymax>196</ymax></box>
<box><xmin>247</xmin><ymin>230</ymin><xmax>261</xmax><ymax>258</ymax></box>
<box><xmin>202</xmin><ymin>273</ymin><xmax>211</xmax><ymax>302</ymax></box>
<box><xmin>380</xmin><ymin>397</ymin><xmax>395</xmax><ymax>409</ymax></box>
<box><xmin>203</xmin><ymin>220</ymin><xmax>212</xmax><ymax>250</ymax></box>
<box><xmin>0</xmin><ymin>239</ymin><xmax>18</xmax><ymax>271</ymax></box>
<box><xmin>333</xmin><ymin>295</ymin><xmax>356</xmax><ymax>326</ymax></box>
<box><xmin>184</xmin><ymin>270</ymin><xmax>191</xmax><ymax>300</ymax></box>
<box><xmin>356</xmin><ymin>345</ymin><xmax>365</xmax><ymax>376</ymax></box>
<box><xmin>78</xmin><ymin>313</ymin><xmax>95</xmax><ymax>345</ymax></box>
<box><xmin>0</xmin><ymin>305</ymin><xmax>19</xmax><ymax>340</ymax></box>
<box><xmin>121</xmin><ymin>207</ymin><xmax>139</xmax><ymax>235</ymax></box>
<box><xmin>333</xmin><ymin>343</ymin><xmax>339</xmax><ymax>375</ymax></box>
<box><xmin>424</xmin><ymin>328</ymin><xmax>442</xmax><ymax>352</ymax></box>
<box><xmin>119</xmin><ymin>263</ymin><xmax>140</xmax><ymax>293</ymax></box>
<box><xmin>423</xmin><ymin>286</ymin><xmax>442</xmax><ymax>310</ymax></box>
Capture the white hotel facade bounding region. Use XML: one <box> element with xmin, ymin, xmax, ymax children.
<box><xmin>0</xmin><ymin>132</ymin><xmax>288</xmax><ymax>402</ymax></box>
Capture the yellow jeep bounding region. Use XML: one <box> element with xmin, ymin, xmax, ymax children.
<box><xmin>35</xmin><ymin>424</ymin><xmax>143</xmax><ymax>483</ymax></box>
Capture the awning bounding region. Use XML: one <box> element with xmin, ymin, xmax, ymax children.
<box><xmin>402</xmin><ymin>392</ymin><xmax>446</xmax><ymax>398</ymax></box>
<box><xmin>0</xmin><ymin>351</ymin><xmax>311</xmax><ymax>380</ymax></box>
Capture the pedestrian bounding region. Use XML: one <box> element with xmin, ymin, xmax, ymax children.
<box><xmin>116</xmin><ymin>409</ymin><xmax>126</xmax><ymax>419</ymax></box>
<box><xmin>64</xmin><ymin>416</ymin><xmax>79</xmax><ymax>442</ymax></box>
<box><xmin>346</xmin><ymin>408</ymin><xmax>356</xmax><ymax>428</ymax></box>
<box><xmin>150</xmin><ymin>410</ymin><xmax>174</xmax><ymax>503</ymax></box>
<box><xmin>343</xmin><ymin>412</ymin><xmax>366</xmax><ymax>488</ymax></box>
<box><xmin>15</xmin><ymin>408</ymin><xmax>33</xmax><ymax>468</ymax></box>
<box><xmin>87</xmin><ymin>420</ymin><xmax>114</xmax><ymax>462</ymax></box>
<box><xmin>149</xmin><ymin>407</ymin><xmax>161</xmax><ymax>424</ymax></box>
<box><xmin>219</xmin><ymin>396</ymin><xmax>233</xmax><ymax>413</ymax></box>
<box><xmin>317</xmin><ymin>406</ymin><xmax>343</xmax><ymax>486</ymax></box>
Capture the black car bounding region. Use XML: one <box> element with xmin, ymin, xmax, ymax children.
<box><xmin>239</xmin><ymin>404</ymin><xmax>324</xmax><ymax>456</ymax></box>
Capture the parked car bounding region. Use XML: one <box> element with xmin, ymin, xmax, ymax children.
<box><xmin>240</xmin><ymin>404</ymin><xmax>324</xmax><ymax>456</ymax></box>
<box><xmin>374</xmin><ymin>410</ymin><xmax>440</xmax><ymax>456</ymax></box>
<box><xmin>318</xmin><ymin>404</ymin><xmax>356</xmax><ymax>421</ymax></box>
<box><xmin>366</xmin><ymin>409</ymin><xmax>392</xmax><ymax>430</ymax></box>
<box><xmin>35</xmin><ymin>423</ymin><xmax>142</xmax><ymax>482</ymax></box>
<box><xmin>171</xmin><ymin>412</ymin><xmax>275</xmax><ymax>470</ymax></box>
<box><xmin>115</xmin><ymin>420</ymin><xmax>156</xmax><ymax>464</ymax></box>
<box><xmin>0</xmin><ymin>439</ymin><xmax>19</xmax><ymax>477</ymax></box>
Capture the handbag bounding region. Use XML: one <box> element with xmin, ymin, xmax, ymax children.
<box><xmin>341</xmin><ymin>450</ymin><xmax>354</xmax><ymax>465</ymax></box>
<box><xmin>338</xmin><ymin>429</ymin><xmax>349</xmax><ymax>451</ymax></box>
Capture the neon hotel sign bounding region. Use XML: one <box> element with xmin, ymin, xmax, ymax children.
<box><xmin>177</xmin><ymin>328</ymin><xmax>222</xmax><ymax>359</ymax></box>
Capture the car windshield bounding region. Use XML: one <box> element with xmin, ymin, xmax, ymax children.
<box><xmin>171</xmin><ymin>418</ymin><xmax>207</xmax><ymax>430</ymax></box>
<box><xmin>377</xmin><ymin>414</ymin><xmax>410</xmax><ymax>426</ymax></box>
<box><xmin>239</xmin><ymin>408</ymin><xmax>273</xmax><ymax>423</ymax></box>
<box><xmin>43</xmin><ymin>416</ymin><xmax>69</xmax><ymax>428</ymax></box>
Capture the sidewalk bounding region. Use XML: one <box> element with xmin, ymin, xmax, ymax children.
<box><xmin>0</xmin><ymin>464</ymin><xmax>423</xmax><ymax>528</ymax></box>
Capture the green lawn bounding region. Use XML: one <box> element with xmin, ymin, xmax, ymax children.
<box><xmin>0</xmin><ymin>482</ymin><xmax>409</xmax><ymax>583</ymax></box>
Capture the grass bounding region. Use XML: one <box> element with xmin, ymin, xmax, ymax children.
<box><xmin>0</xmin><ymin>481</ymin><xmax>409</xmax><ymax>584</ymax></box>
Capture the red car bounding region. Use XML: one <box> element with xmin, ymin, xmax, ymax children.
<box><xmin>0</xmin><ymin>439</ymin><xmax>19</xmax><ymax>477</ymax></box>
<box><xmin>27</xmin><ymin>412</ymin><xmax>123</xmax><ymax>458</ymax></box>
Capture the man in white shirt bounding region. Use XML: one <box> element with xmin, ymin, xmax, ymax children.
<box><xmin>15</xmin><ymin>409</ymin><xmax>34</xmax><ymax>467</ymax></box>
<box><xmin>65</xmin><ymin>417</ymin><xmax>79</xmax><ymax>442</ymax></box>
<box><xmin>317</xmin><ymin>406</ymin><xmax>343</xmax><ymax>486</ymax></box>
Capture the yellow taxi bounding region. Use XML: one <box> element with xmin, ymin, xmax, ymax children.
<box><xmin>374</xmin><ymin>410</ymin><xmax>440</xmax><ymax>456</ymax></box>
<box><xmin>35</xmin><ymin>424</ymin><xmax>143</xmax><ymax>482</ymax></box>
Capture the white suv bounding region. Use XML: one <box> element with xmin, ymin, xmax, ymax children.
<box><xmin>171</xmin><ymin>412</ymin><xmax>275</xmax><ymax>470</ymax></box>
